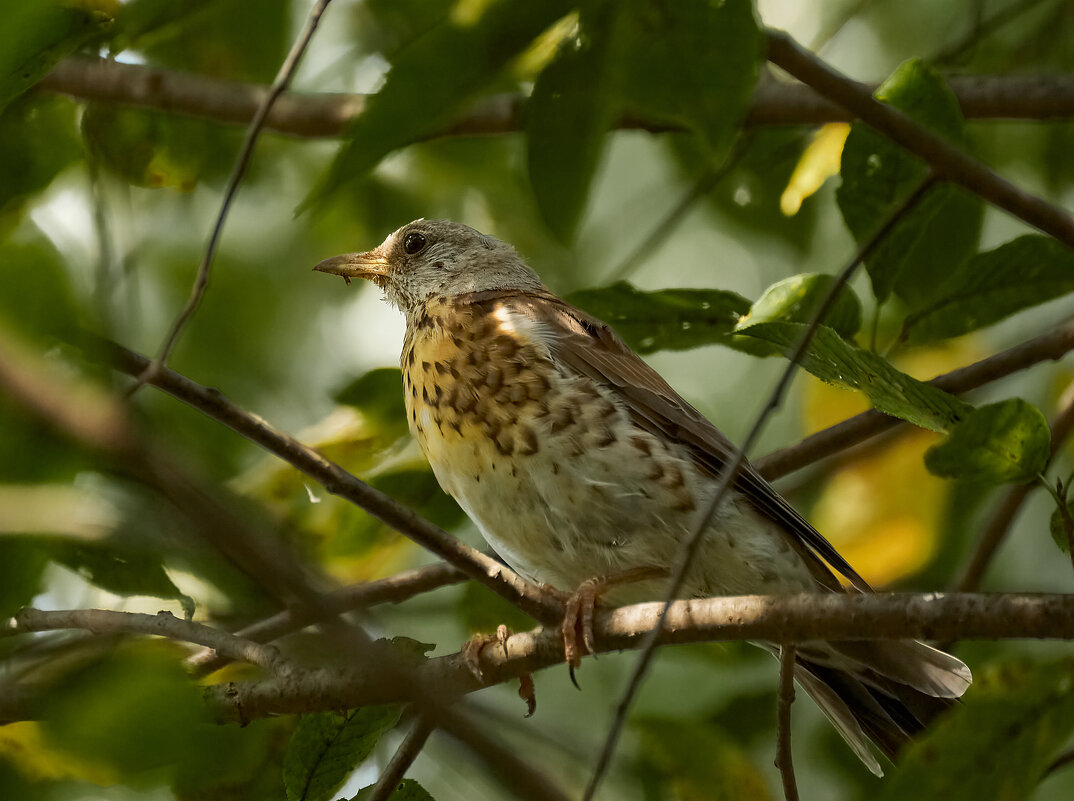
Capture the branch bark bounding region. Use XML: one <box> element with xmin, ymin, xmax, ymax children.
<box><xmin>39</xmin><ymin>56</ymin><xmax>1074</xmax><ymax>140</ymax></box>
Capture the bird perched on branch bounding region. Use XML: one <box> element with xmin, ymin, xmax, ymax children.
<box><xmin>315</xmin><ymin>219</ymin><xmax>971</xmax><ymax>775</ymax></box>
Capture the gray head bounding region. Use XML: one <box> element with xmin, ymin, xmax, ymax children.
<box><xmin>314</xmin><ymin>219</ymin><xmax>546</xmax><ymax>313</ymax></box>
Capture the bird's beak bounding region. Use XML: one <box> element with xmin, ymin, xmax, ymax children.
<box><xmin>313</xmin><ymin>251</ymin><xmax>389</xmax><ymax>285</ymax></box>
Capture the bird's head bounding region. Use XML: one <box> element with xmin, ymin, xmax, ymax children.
<box><xmin>314</xmin><ymin>219</ymin><xmax>546</xmax><ymax>314</ymax></box>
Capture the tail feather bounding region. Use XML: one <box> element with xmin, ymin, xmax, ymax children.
<box><xmin>775</xmin><ymin>640</ymin><xmax>971</xmax><ymax>775</ymax></box>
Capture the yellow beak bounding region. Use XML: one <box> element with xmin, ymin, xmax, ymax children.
<box><xmin>312</xmin><ymin>251</ymin><xmax>389</xmax><ymax>282</ymax></box>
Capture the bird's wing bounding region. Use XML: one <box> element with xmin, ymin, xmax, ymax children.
<box><xmin>504</xmin><ymin>290</ymin><xmax>870</xmax><ymax>593</ymax></box>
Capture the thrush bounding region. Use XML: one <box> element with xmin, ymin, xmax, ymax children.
<box><xmin>315</xmin><ymin>219</ymin><xmax>971</xmax><ymax>775</ymax></box>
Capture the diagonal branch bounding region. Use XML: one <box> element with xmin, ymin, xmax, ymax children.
<box><xmin>765</xmin><ymin>30</ymin><xmax>1074</xmax><ymax>250</ymax></box>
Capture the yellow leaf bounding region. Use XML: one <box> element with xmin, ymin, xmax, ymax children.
<box><xmin>780</xmin><ymin>123</ymin><xmax>849</xmax><ymax>216</ymax></box>
<box><xmin>0</xmin><ymin>721</ymin><xmax>117</xmax><ymax>785</ymax></box>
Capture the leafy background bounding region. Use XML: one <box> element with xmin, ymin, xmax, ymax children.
<box><xmin>2</xmin><ymin>0</ymin><xmax>1074</xmax><ymax>799</ymax></box>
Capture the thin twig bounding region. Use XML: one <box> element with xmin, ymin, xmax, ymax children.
<box><xmin>131</xmin><ymin>0</ymin><xmax>335</xmax><ymax>393</ymax></box>
<box><xmin>956</xmin><ymin>380</ymin><xmax>1074</xmax><ymax>592</ymax></box>
<box><xmin>765</xmin><ymin>30</ymin><xmax>1074</xmax><ymax>250</ymax></box>
<box><xmin>40</xmin><ymin>57</ymin><xmax>1074</xmax><ymax>138</ymax></box>
<box><xmin>100</xmin><ymin>338</ymin><xmax>561</xmax><ymax>625</ymax></box>
<box><xmin>775</xmin><ymin>644</ymin><xmax>799</xmax><ymax>801</ymax></box>
<box><xmin>188</xmin><ymin>562</ymin><xmax>468</xmax><ymax>675</ymax></box>
<box><xmin>370</xmin><ymin>714</ymin><xmax>435</xmax><ymax>801</ymax></box>
<box><xmin>9</xmin><ymin>608</ymin><xmax>292</xmax><ymax>675</ymax></box>
<box><xmin>932</xmin><ymin>0</ymin><xmax>1052</xmax><ymax>65</ymax></box>
<box><xmin>757</xmin><ymin>317</ymin><xmax>1074</xmax><ymax>480</ymax></box>
<box><xmin>581</xmin><ymin>175</ymin><xmax>939</xmax><ymax>801</ymax></box>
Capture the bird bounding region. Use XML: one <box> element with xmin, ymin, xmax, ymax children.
<box><xmin>314</xmin><ymin>218</ymin><xmax>971</xmax><ymax>776</ymax></box>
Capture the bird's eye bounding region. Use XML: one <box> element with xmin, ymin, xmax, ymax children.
<box><xmin>403</xmin><ymin>232</ymin><xmax>426</xmax><ymax>254</ymax></box>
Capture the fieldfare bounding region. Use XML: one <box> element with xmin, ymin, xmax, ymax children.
<box><xmin>315</xmin><ymin>219</ymin><xmax>971</xmax><ymax>775</ymax></box>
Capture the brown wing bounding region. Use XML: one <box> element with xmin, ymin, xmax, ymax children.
<box><xmin>500</xmin><ymin>289</ymin><xmax>871</xmax><ymax>593</ymax></box>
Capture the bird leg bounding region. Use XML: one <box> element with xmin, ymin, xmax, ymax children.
<box><xmin>558</xmin><ymin>566</ymin><xmax>669</xmax><ymax>670</ymax></box>
<box><xmin>461</xmin><ymin>623</ymin><xmax>511</xmax><ymax>682</ymax></box>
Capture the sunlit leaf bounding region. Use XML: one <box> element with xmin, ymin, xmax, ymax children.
<box><xmin>740</xmin><ymin>273</ymin><xmax>862</xmax><ymax>340</ymax></box>
<box><xmin>618</xmin><ymin>0</ymin><xmax>761</xmax><ymax>159</ymax></box>
<box><xmin>877</xmin><ymin>659</ymin><xmax>1074</xmax><ymax>801</ymax></box>
<box><xmin>904</xmin><ymin>235</ymin><xmax>1074</xmax><ymax>343</ymax></box>
<box><xmin>734</xmin><ymin>321</ymin><xmax>971</xmax><ymax>431</ymax></box>
<box><xmin>924</xmin><ymin>399</ymin><xmax>1051</xmax><ymax>484</ymax></box>
<box><xmin>305</xmin><ymin>0</ymin><xmax>574</xmax><ymax>206</ymax></box>
<box><xmin>283</xmin><ymin>706</ymin><xmax>402</xmax><ymax>801</ymax></box>
<box><xmin>567</xmin><ymin>281</ymin><xmax>751</xmax><ymax>354</ymax></box>
<box><xmin>837</xmin><ymin>59</ymin><xmax>982</xmax><ymax>306</ymax></box>
<box><xmin>527</xmin><ymin>3</ymin><xmax>625</xmax><ymax>241</ymax></box>
<box><xmin>780</xmin><ymin>123</ymin><xmax>850</xmax><ymax>216</ymax></box>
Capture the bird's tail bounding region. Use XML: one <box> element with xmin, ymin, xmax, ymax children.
<box><xmin>785</xmin><ymin>640</ymin><xmax>972</xmax><ymax>776</ymax></box>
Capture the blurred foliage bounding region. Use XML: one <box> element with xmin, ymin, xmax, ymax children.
<box><xmin>1</xmin><ymin>0</ymin><xmax>1074</xmax><ymax>800</ymax></box>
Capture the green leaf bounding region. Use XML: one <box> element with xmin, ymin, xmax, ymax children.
<box><xmin>305</xmin><ymin>0</ymin><xmax>573</xmax><ymax>207</ymax></box>
<box><xmin>526</xmin><ymin>3</ymin><xmax>625</xmax><ymax>241</ymax></box>
<box><xmin>284</xmin><ymin>706</ymin><xmax>402</xmax><ymax>801</ymax></box>
<box><xmin>740</xmin><ymin>273</ymin><xmax>862</xmax><ymax>340</ymax></box>
<box><xmin>1049</xmin><ymin>497</ymin><xmax>1074</xmax><ymax>554</ymax></box>
<box><xmin>0</xmin><ymin>0</ymin><xmax>112</xmax><ymax>114</ymax></box>
<box><xmin>618</xmin><ymin>0</ymin><xmax>762</xmax><ymax>158</ymax></box>
<box><xmin>48</xmin><ymin>540</ymin><xmax>195</xmax><ymax>617</ymax></box>
<box><xmin>837</xmin><ymin>59</ymin><xmax>982</xmax><ymax>306</ymax></box>
<box><xmin>458</xmin><ymin>581</ymin><xmax>538</xmax><ymax>636</ymax></box>
<box><xmin>877</xmin><ymin>659</ymin><xmax>1074</xmax><ymax>801</ymax></box>
<box><xmin>904</xmin><ymin>235</ymin><xmax>1074</xmax><ymax>343</ymax></box>
<box><xmin>734</xmin><ymin>321</ymin><xmax>972</xmax><ymax>432</ymax></box>
<box><xmin>635</xmin><ymin>716</ymin><xmax>774</xmax><ymax>801</ymax></box>
<box><xmin>0</xmin><ymin>95</ymin><xmax>82</xmax><ymax>222</ymax></box>
<box><xmin>0</xmin><ymin>538</ymin><xmax>49</xmax><ymax>620</ymax></box>
<box><xmin>82</xmin><ymin>102</ymin><xmax>212</xmax><ymax>189</ymax></box>
<box><xmin>0</xmin><ymin>234</ymin><xmax>81</xmax><ymax>344</ymax></box>
<box><xmin>924</xmin><ymin>399</ymin><xmax>1051</xmax><ymax>484</ymax></box>
<box><xmin>353</xmin><ymin>778</ymin><xmax>435</xmax><ymax>801</ymax></box>
<box><xmin>334</xmin><ymin>367</ymin><xmax>409</xmax><ymax>441</ymax></box>
<box><xmin>567</xmin><ymin>281</ymin><xmax>751</xmax><ymax>354</ymax></box>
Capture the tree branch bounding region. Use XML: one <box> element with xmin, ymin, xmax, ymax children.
<box><xmin>38</xmin><ymin>56</ymin><xmax>1074</xmax><ymax>140</ymax></box>
<box><xmin>99</xmin><ymin>339</ymin><xmax>561</xmax><ymax>625</ymax></box>
<box><xmin>9</xmin><ymin>608</ymin><xmax>292</xmax><ymax>675</ymax></box>
<box><xmin>775</xmin><ymin>644</ymin><xmax>799</xmax><ymax>801</ymax></box>
<box><xmin>756</xmin><ymin>317</ymin><xmax>1074</xmax><ymax>480</ymax></box>
<box><xmin>765</xmin><ymin>30</ymin><xmax>1074</xmax><ymax>250</ymax></box>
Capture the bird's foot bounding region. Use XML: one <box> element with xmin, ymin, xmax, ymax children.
<box><xmin>461</xmin><ymin>623</ymin><xmax>510</xmax><ymax>682</ymax></box>
<box><xmin>556</xmin><ymin>567</ymin><xmax>669</xmax><ymax>675</ymax></box>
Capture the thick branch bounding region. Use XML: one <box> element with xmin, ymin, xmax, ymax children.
<box><xmin>765</xmin><ymin>31</ymin><xmax>1074</xmax><ymax>250</ymax></box>
<box><xmin>194</xmin><ymin>592</ymin><xmax>1074</xmax><ymax>722</ymax></box>
<box><xmin>39</xmin><ymin>56</ymin><xmax>1074</xmax><ymax>140</ymax></box>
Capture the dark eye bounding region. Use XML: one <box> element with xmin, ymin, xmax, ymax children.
<box><xmin>403</xmin><ymin>232</ymin><xmax>426</xmax><ymax>254</ymax></box>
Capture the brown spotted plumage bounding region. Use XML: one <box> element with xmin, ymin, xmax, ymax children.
<box><xmin>315</xmin><ymin>219</ymin><xmax>971</xmax><ymax>775</ymax></box>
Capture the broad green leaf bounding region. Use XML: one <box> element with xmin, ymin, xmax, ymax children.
<box><xmin>305</xmin><ymin>0</ymin><xmax>573</xmax><ymax>207</ymax></box>
<box><xmin>82</xmin><ymin>103</ymin><xmax>212</xmax><ymax>189</ymax></box>
<box><xmin>334</xmin><ymin>367</ymin><xmax>409</xmax><ymax>442</ymax></box>
<box><xmin>635</xmin><ymin>716</ymin><xmax>774</xmax><ymax>801</ymax></box>
<box><xmin>877</xmin><ymin>659</ymin><xmax>1074</xmax><ymax>801</ymax></box>
<box><xmin>734</xmin><ymin>321</ymin><xmax>971</xmax><ymax>432</ymax></box>
<box><xmin>837</xmin><ymin>59</ymin><xmax>982</xmax><ymax>306</ymax></box>
<box><xmin>924</xmin><ymin>399</ymin><xmax>1051</xmax><ymax>484</ymax></box>
<box><xmin>0</xmin><ymin>95</ymin><xmax>82</xmax><ymax>223</ymax></box>
<box><xmin>367</xmin><ymin>468</ymin><xmax>464</xmax><ymax>532</ymax></box>
<box><xmin>618</xmin><ymin>0</ymin><xmax>761</xmax><ymax>158</ymax></box>
<box><xmin>0</xmin><ymin>539</ymin><xmax>49</xmax><ymax>620</ymax></box>
<box><xmin>904</xmin><ymin>235</ymin><xmax>1074</xmax><ymax>343</ymax></box>
<box><xmin>740</xmin><ymin>273</ymin><xmax>862</xmax><ymax>340</ymax></box>
<box><xmin>284</xmin><ymin>706</ymin><xmax>402</xmax><ymax>801</ymax></box>
<box><xmin>1049</xmin><ymin>497</ymin><xmax>1074</xmax><ymax>554</ymax></box>
<box><xmin>48</xmin><ymin>540</ymin><xmax>195</xmax><ymax>617</ymax></box>
<box><xmin>567</xmin><ymin>281</ymin><xmax>751</xmax><ymax>354</ymax></box>
<box><xmin>41</xmin><ymin>642</ymin><xmax>209</xmax><ymax>776</ymax></box>
<box><xmin>0</xmin><ymin>0</ymin><xmax>112</xmax><ymax>114</ymax></box>
<box><xmin>527</xmin><ymin>3</ymin><xmax>625</xmax><ymax>241</ymax></box>
<box><xmin>0</xmin><ymin>235</ymin><xmax>81</xmax><ymax>344</ymax></box>
<box><xmin>353</xmin><ymin>778</ymin><xmax>435</xmax><ymax>801</ymax></box>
